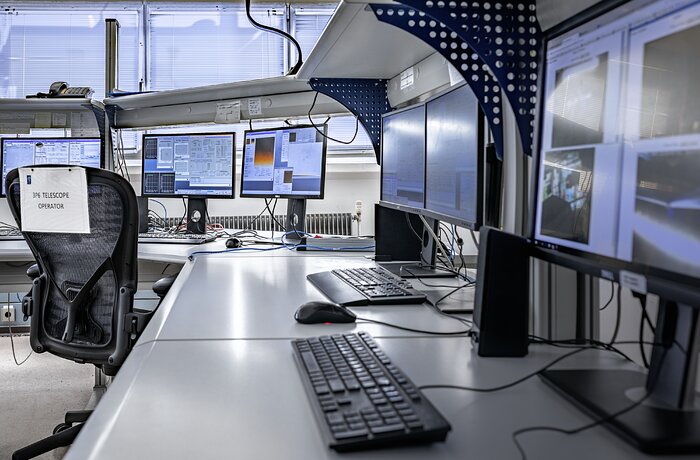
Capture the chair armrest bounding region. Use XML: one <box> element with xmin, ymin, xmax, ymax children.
<box><xmin>26</xmin><ymin>264</ymin><xmax>40</xmax><ymax>280</ymax></box>
<box><xmin>152</xmin><ymin>275</ymin><xmax>177</xmax><ymax>299</ymax></box>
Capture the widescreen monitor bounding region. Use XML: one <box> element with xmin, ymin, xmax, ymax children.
<box><xmin>424</xmin><ymin>84</ymin><xmax>483</xmax><ymax>229</ymax></box>
<box><xmin>141</xmin><ymin>132</ymin><xmax>235</xmax><ymax>198</ymax></box>
<box><xmin>1</xmin><ymin>137</ymin><xmax>102</xmax><ymax>196</ymax></box>
<box><xmin>380</xmin><ymin>105</ymin><xmax>426</xmax><ymax>211</ymax></box>
<box><xmin>240</xmin><ymin>125</ymin><xmax>327</xmax><ymax>199</ymax></box>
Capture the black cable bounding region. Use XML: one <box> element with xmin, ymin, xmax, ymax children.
<box><xmin>7</xmin><ymin>324</ymin><xmax>33</xmax><ymax>366</ymax></box>
<box><xmin>355</xmin><ymin>316</ymin><xmax>471</xmax><ymax>336</ymax></box>
<box><xmin>599</xmin><ymin>280</ymin><xmax>615</xmax><ymax>311</ymax></box>
<box><xmin>307</xmin><ymin>92</ymin><xmax>360</xmax><ymax>144</ymax></box>
<box><xmin>172</xmin><ymin>198</ymin><xmax>188</xmax><ymax>234</ymax></box>
<box><xmin>249</xmin><ymin>119</ymin><xmax>253</xmax><ymax>131</ymax></box>
<box><xmin>265</xmin><ymin>198</ymin><xmax>286</xmax><ymax>232</ymax></box>
<box><xmin>608</xmin><ymin>284</ymin><xmax>622</xmax><ymax>346</ymax></box>
<box><xmin>529</xmin><ymin>335</ymin><xmax>633</xmax><ymax>363</ymax></box>
<box><xmin>512</xmin><ymin>346</ymin><xmax>669</xmax><ymax>460</ymax></box>
<box><xmin>244</xmin><ymin>0</ymin><xmax>303</xmax><ymax>75</ymax></box>
<box><xmin>432</xmin><ymin>283</ymin><xmax>475</xmax><ymax>312</ymax></box>
<box><xmin>639</xmin><ymin>309</ymin><xmax>649</xmax><ymax>368</ymax></box>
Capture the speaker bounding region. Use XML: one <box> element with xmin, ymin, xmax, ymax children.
<box><xmin>186</xmin><ymin>198</ymin><xmax>207</xmax><ymax>234</ymax></box>
<box><xmin>472</xmin><ymin>226</ymin><xmax>530</xmax><ymax>357</ymax></box>
<box><xmin>137</xmin><ymin>196</ymin><xmax>149</xmax><ymax>233</ymax></box>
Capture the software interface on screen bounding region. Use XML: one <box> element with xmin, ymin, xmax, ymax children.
<box><xmin>381</xmin><ymin>106</ymin><xmax>426</xmax><ymax>209</ymax></box>
<box><xmin>534</xmin><ymin>0</ymin><xmax>700</xmax><ymax>278</ymax></box>
<box><xmin>240</xmin><ymin>126</ymin><xmax>326</xmax><ymax>198</ymax></box>
<box><xmin>425</xmin><ymin>85</ymin><xmax>480</xmax><ymax>225</ymax></box>
<box><xmin>142</xmin><ymin>133</ymin><xmax>234</xmax><ymax>197</ymax></box>
<box><xmin>1</xmin><ymin>138</ymin><xmax>101</xmax><ymax>193</ymax></box>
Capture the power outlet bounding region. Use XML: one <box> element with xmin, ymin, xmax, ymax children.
<box><xmin>2</xmin><ymin>305</ymin><xmax>16</xmax><ymax>323</ymax></box>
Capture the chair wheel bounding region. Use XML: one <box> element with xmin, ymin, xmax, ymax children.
<box><xmin>53</xmin><ymin>423</ymin><xmax>71</xmax><ymax>434</ymax></box>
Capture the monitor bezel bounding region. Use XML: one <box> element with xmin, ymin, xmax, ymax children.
<box><xmin>422</xmin><ymin>82</ymin><xmax>485</xmax><ymax>231</ymax></box>
<box><xmin>528</xmin><ymin>0</ymin><xmax>700</xmax><ymax>304</ymax></box>
<box><xmin>141</xmin><ymin>132</ymin><xmax>236</xmax><ymax>199</ymax></box>
<box><xmin>1</xmin><ymin>136</ymin><xmax>104</xmax><ymax>197</ymax></box>
<box><xmin>379</xmin><ymin>102</ymin><xmax>427</xmax><ymax>214</ymax></box>
<box><xmin>239</xmin><ymin>124</ymin><xmax>328</xmax><ymax>200</ymax></box>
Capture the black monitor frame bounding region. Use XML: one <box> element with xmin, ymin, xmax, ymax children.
<box><xmin>140</xmin><ymin>132</ymin><xmax>236</xmax><ymax>199</ymax></box>
<box><xmin>1</xmin><ymin>137</ymin><xmax>104</xmax><ymax>197</ymax></box>
<box><xmin>422</xmin><ymin>83</ymin><xmax>484</xmax><ymax>231</ymax></box>
<box><xmin>528</xmin><ymin>0</ymin><xmax>700</xmax><ymax>454</ymax></box>
<box><xmin>239</xmin><ymin>124</ymin><xmax>328</xmax><ymax>200</ymax></box>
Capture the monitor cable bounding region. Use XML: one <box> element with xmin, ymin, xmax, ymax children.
<box><xmin>307</xmin><ymin>92</ymin><xmax>360</xmax><ymax>144</ymax></box>
<box><xmin>244</xmin><ymin>0</ymin><xmax>303</xmax><ymax>75</ymax></box>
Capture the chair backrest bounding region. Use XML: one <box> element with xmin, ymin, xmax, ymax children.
<box><xmin>5</xmin><ymin>166</ymin><xmax>139</xmax><ymax>375</ymax></box>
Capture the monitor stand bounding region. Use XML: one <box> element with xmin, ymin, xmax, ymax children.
<box><xmin>186</xmin><ymin>197</ymin><xmax>207</xmax><ymax>234</ymax></box>
<box><xmin>540</xmin><ymin>299</ymin><xmax>700</xmax><ymax>454</ymax></box>
<box><xmin>379</xmin><ymin>216</ymin><xmax>457</xmax><ymax>279</ymax></box>
<box><xmin>285</xmin><ymin>198</ymin><xmax>306</xmax><ymax>240</ymax></box>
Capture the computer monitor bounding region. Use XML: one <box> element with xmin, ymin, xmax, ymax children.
<box><xmin>0</xmin><ymin>137</ymin><xmax>102</xmax><ymax>196</ymax></box>
<box><xmin>240</xmin><ymin>125</ymin><xmax>327</xmax><ymax>238</ymax></box>
<box><xmin>531</xmin><ymin>0</ymin><xmax>700</xmax><ymax>452</ymax></box>
<box><xmin>142</xmin><ymin>132</ymin><xmax>235</xmax><ymax>198</ymax></box>
<box><xmin>424</xmin><ymin>84</ymin><xmax>483</xmax><ymax>230</ymax></box>
<box><xmin>141</xmin><ymin>132</ymin><xmax>235</xmax><ymax>234</ymax></box>
<box><xmin>240</xmin><ymin>125</ymin><xmax>327</xmax><ymax>199</ymax></box>
<box><xmin>380</xmin><ymin>104</ymin><xmax>426</xmax><ymax>212</ymax></box>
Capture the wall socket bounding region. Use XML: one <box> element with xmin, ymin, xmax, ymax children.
<box><xmin>2</xmin><ymin>305</ymin><xmax>16</xmax><ymax>323</ymax></box>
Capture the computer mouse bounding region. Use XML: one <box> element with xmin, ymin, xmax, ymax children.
<box><xmin>226</xmin><ymin>237</ymin><xmax>242</xmax><ymax>248</ymax></box>
<box><xmin>294</xmin><ymin>301</ymin><xmax>357</xmax><ymax>324</ymax></box>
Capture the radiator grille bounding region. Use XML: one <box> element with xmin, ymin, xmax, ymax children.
<box><xmin>164</xmin><ymin>213</ymin><xmax>353</xmax><ymax>236</ymax></box>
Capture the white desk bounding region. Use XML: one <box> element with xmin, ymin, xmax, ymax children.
<box><xmin>65</xmin><ymin>337</ymin><xmax>684</xmax><ymax>460</ymax></box>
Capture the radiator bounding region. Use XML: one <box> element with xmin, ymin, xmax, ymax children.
<box><xmin>164</xmin><ymin>212</ymin><xmax>354</xmax><ymax>236</ymax></box>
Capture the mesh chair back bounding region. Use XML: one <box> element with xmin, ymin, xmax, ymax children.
<box><xmin>6</xmin><ymin>166</ymin><xmax>138</xmax><ymax>373</ymax></box>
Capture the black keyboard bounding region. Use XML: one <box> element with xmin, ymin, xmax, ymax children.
<box><xmin>138</xmin><ymin>232</ymin><xmax>216</xmax><ymax>244</ymax></box>
<box><xmin>292</xmin><ymin>332</ymin><xmax>450</xmax><ymax>451</ymax></box>
<box><xmin>307</xmin><ymin>266</ymin><xmax>427</xmax><ymax>306</ymax></box>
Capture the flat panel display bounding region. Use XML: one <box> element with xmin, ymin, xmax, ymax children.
<box><xmin>380</xmin><ymin>105</ymin><xmax>426</xmax><ymax>210</ymax></box>
<box><xmin>240</xmin><ymin>125</ymin><xmax>327</xmax><ymax>199</ymax></box>
<box><xmin>424</xmin><ymin>84</ymin><xmax>482</xmax><ymax>229</ymax></box>
<box><xmin>142</xmin><ymin>133</ymin><xmax>235</xmax><ymax>198</ymax></box>
<box><xmin>1</xmin><ymin>138</ymin><xmax>102</xmax><ymax>196</ymax></box>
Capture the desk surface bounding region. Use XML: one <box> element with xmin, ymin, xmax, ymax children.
<box><xmin>139</xmin><ymin>255</ymin><xmax>470</xmax><ymax>344</ymax></box>
<box><xmin>65</xmin><ymin>337</ymin><xmax>684</xmax><ymax>460</ymax></box>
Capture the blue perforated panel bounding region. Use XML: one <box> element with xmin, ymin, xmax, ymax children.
<box><xmin>309</xmin><ymin>78</ymin><xmax>392</xmax><ymax>163</ymax></box>
<box><xmin>374</xmin><ymin>0</ymin><xmax>541</xmax><ymax>156</ymax></box>
<box><xmin>370</xmin><ymin>4</ymin><xmax>505</xmax><ymax>160</ymax></box>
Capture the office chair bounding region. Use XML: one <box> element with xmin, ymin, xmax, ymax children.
<box><xmin>5</xmin><ymin>166</ymin><xmax>167</xmax><ymax>460</ymax></box>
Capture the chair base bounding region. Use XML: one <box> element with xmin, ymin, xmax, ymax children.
<box><xmin>12</xmin><ymin>410</ymin><xmax>92</xmax><ymax>460</ymax></box>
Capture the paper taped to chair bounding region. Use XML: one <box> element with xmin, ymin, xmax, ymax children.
<box><xmin>19</xmin><ymin>167</ymin><xmax>90</xmax><ymax>233</ymax></box>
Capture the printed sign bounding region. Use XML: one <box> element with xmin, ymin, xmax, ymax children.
<box><xmin>248</xmin><ymin>97</ymin><xmax>263</xmax><ymax>116</ymax></box>
<box><xmin>215</xmin><ymin>101</ymin><xmax>241</xmax><ymax>124</ymax></box>
<box><xmin>19</xmin><ymin>167</ymin><xmax>90</xmax><ymax>234</ymax></box>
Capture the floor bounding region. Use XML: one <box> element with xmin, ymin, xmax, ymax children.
<box><xmin>0</xmin><ymin>332</ymin><xmax>95</xmax><ymax>459</ymax></box>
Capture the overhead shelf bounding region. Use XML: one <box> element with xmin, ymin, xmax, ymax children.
<box><xmin>296</xmin><ymin>0</ymin><xmax>435</xmax><ymax>79</ymax></box>
<box><xmin>104</xmin><ymin>76</ymin><xmax>348</xmax><ymax>129</ymax></box>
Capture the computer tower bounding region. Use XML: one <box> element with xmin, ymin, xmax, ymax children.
<box><xmin>472</xmin><ymin>227</ymin><xmax>530</xmax><ymax>357</ymax></box>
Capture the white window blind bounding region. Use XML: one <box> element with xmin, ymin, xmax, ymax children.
<box><xmin>0</xmin><ymin>9</ymin><xmax>139</xmax><ymax>98</ymax></box>
<box><xmin>148</xmin><ymin>7</ymin><xmax>285</xmax><ymax>91</ymax></box>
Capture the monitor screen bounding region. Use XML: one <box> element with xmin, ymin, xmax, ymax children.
<box><xmin>240</xmin><ymin>125</ymin><xmax>327</xmax><ymax>199</ymax></box>
<box><xmin>142</xmin><ymin>133</ymin><xmax>235</xmax><ymax>198</ymax></box>
<box><xmin>424</xmin><ymin>84</ymin><xmax>482</xmax><ymax>229</ymax></box>
<box><xmin>533</xmin><ymin>0</ymin><xmax>700</xmax><ymax>283</ymax></box>
<box><xmin>1</xmin><ymin>138</ymin><xmax>102</xmax><ymax>196</ymax></box>
<box><xmin>380</xmin><ymin>105</ymin><xmax>426</xmax><ymax>210</ymax></box>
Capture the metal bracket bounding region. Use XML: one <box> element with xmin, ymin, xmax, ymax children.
<box><xmin>370</xmin><ymin>4</ymin><xmax>505</xmax><ymax>160</ymax></box>
<box><xmin>309</xmin><ymin>78</ymin><xmax>392</xmax><ymax>163</ymax></box>
<box><xmin>372</xmin><ymin>0</ymin><xmax>541</xmax><ymax>156</ymax></box>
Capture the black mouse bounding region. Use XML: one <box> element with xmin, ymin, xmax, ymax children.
<box><xmin>226</xmin><ymin>237</ymin><xmax>242</xmax><ymax>248</ymax></box>
<box><xmin>294</xmin><ymin>301</ymin><xmax>357</xmax><ymax>324</ymax></box>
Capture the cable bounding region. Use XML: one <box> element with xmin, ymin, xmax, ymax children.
<box><xmin>599</xmin><ymin>280</ymin><xmax>615</xmax><ymax>311</ymax></box>
<box><xmin>7</xmin><ymin>324</ymin><xmax>33</xmax><ymax>366</ymax></box>
<box><xmin>355</xmin><ymin>316</ymin><xmax>471</xmax><ymax>336</ymax></box>
<box><xmin>244</xmin><ymin>0</ymin><xmax>303</xmax><ymax>75</ymax></box>
<box><xmin>512</xmin><ymin>346</ymin><xmax>669</xmax><ymax>460</ymax></box>
<box><xmin>608</xmin><ymin>284</ymin><xmax>622</xmax><ymax>346</ymax></box>
<box><xmin>307</xmin><ymin>92</ymin><xmax>360</xmax><ymax>144</ymax></box>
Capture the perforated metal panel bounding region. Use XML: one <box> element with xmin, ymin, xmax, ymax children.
<box><xmin>370</xmin><ymin>4</ymin><xmax>505</xmax><ymax>160</ymax></box>
<box><xmin>372</xmin><ymin>0</ymin><xmax>541</xmax><ymax>156</ymax></box>
<box><xmin>309</xmin><ymin>78</ymin><xmax>392</xmax><ymax>163</ymax></box>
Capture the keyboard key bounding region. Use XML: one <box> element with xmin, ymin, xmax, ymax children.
<box><xmin>369</xmin><ymin>423</ymin><xmax>406</xmax><ymax>435</ymax></box>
